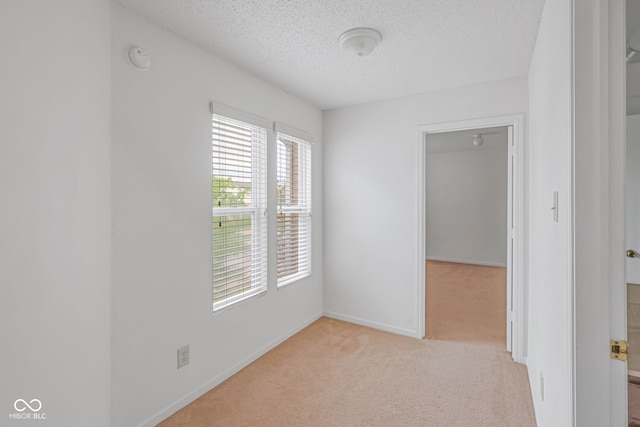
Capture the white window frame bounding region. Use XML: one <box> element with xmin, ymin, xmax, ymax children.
<box><xmin>275</xmin><ymin>123</ymin><xmax>312</xmax><ymax>287</ymax></box>
<box><xmin>211</xmin><ymin>103</ymin><xmax>269</xmax><ymax>311</ymax></box>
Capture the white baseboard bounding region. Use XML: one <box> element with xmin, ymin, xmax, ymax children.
<box><xmin>323</xmin><ymin>311</ymin><xmax>419</xmax><ymax>338</ymax></box>
<box><xmin>426</xmin><ymin>256</ymin><xmax>507</xmax><ymax>268</ymax></box>
<box><xmin>138</xmin><ymin>312</ymin><xmax>322</xmax><ymax>427</ymax></box>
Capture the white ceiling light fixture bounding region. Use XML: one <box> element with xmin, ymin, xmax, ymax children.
<box><xmin>338</xmin><ymin>28</ymin><xmax>382</xmax><ymax>58</ymax></box>
<box><xmin>628</xmin><ymin>31</ymin><xmax>640</xmax><ymax>63</ymax></box>
<box><xmin>472</xmin><ymin>134</ymin><xmax>484</xmax><ymax>147</ymax></box>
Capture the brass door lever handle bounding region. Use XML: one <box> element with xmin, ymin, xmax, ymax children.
<box><xmin>628</xmin><ymin>249</ymin><xmax>637</xmax><ymax>258</ymax></box>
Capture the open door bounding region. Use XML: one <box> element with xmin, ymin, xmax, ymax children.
<box><xmin>417</xmin><ymin>115</ymin><xmax>524</xmax><ymax>362</ymax></box>
<box><xmin>628</xmin><ymin>115</ymin><xmax>640</xmax><ymax>425</ymax></box>
<box><xmin>506</xmin><ymin>125</ymin><xmax>514</xmax><ymax>352</ymax></box>
<box><xmin>627</xmin><ymin>116</ymin><xmax>640</xmax><ymax>288</ymax></box>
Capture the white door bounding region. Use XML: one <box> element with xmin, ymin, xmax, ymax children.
<box><xmin>506</xmin><ymin>125</ymin><xmax>514</xmax><ymax>352</ymax></box>
<box><xmin>628</xmin><ymin>115</ymin><xmax>640</xmax><ymax>285</ymax></box>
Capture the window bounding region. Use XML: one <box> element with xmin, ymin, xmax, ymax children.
<box><xmin>276</xmin><ymin>131</ymin><xmax>312</xmax><ymax>286</ymax></box>
<box><xmin>212</xmin><ymin>112</ymin><xmax>267</xmax><ymax>310</ymax></box>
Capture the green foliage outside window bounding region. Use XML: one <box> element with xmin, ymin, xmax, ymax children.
<box><xmin>212</xmin><ymin>175</ymin><xmax>249</xmax><ymax>208</ymax></box>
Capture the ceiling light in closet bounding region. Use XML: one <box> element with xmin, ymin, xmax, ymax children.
<box><xmin>472</xmin><ymin>134</ymin><xmax>484</xmax><ymax>147</ymax></box>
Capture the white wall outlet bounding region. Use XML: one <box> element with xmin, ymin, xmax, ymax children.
<box><xmin>540</xmin><ymin>371</ymin><xmax>545</xmax><ymax>401</ymax></box>
<box><xmin>177</xmin><ymin>344</ymin><xmax>190</xmax><ymax>369</ymax></box>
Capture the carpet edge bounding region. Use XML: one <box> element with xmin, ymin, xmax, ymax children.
<box><xmin>324</xmin><ymin>310</ymin><xmax>419</xmax><ymax>338</ymax></box>
<box><xmin>138</xmin><ymin>312</ymin><xmax>323</xmax><ymax>427</ymax></box>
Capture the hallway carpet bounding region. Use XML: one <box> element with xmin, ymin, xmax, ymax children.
<box><xmin>159</xmin><ymin>317</ymin><xmax>536</xmax><ymax>426</ymax></box>
<box><xmin>630</xmin><ymin>375</ymin><xmax>640</xmax><ymax>426</ymax></box>
<box><xmin>426</xmin><ymin>260</ymin><xmax>506</xmax><ymax>344</ymax></box>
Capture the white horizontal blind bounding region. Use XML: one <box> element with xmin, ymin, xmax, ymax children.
<box><xmin>276</xmin><ymin>132</ymin><xmax>312</xmax><ymax>286</ymax></box>
<box><xmin>212</xmin><ymin>113</ymin><xmax>267</xmax><ymax>310</ymax></box>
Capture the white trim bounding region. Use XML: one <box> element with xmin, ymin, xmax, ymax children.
<box><xmin>571</xmin><ymin>0</ymin><xmax>626</xmax><ymax>425</ymax></box>
<box><xmin>417</xmin><ymin>130</ymin><xmax>426</xmax><ymax>339</ymax></box>
<box><xmin>275</xmin><ymin>131</ymin><xmax>312</xmax><ymax>288</ymax></box>
<box><xmin>211</xmin><ymin>113</ymin><xmax>268</xmax><ymax>312</ymax></box>
<box><xmin>608</xmin><ymin>0</ymin><xmax>627</xmax><ymax>425</ymax></box>
<box><xmin>138</xmin><ymin>313</ymin><xmax>323</xmax><ymax>427</ymax></box>
<box><xmin>324</xmin><ymin>311</ymin><xmax>419</xmax><ymax>338</ymax></box>
<box><xmin>276</xmin><ymin>270</ymin><xmax>311</xmax><ymax>288</ymax></box>
<box><xmin>212</xmin><ymin>206</ymin><xmax>261</xmax><ymax>216</ymax></box>
<box><xmin>212</xmin><ymin>287</ymin><xmax>267</xmax><ymax>313</ymax></box>
<box><xmin>506</xmin><ymin>125</ymin><xmax>514</xmax><ymax>352</ymax></box>
<box><xmin>417</xmin><ymin>114</ymin><xmax>526</xmax><ymax>363</ymax></box>
<box><xmin>209</xmin><ymin>101</ymin><xmax>270</xmax><ymax>129</ymax></box>
<box><xmin>425</xmin><ymin>256</ymin><xmax>507</xmax><ymax>268</ymax></box>
<box><xmin>570</xmin><ymin>3</ymin><xmax>577</xmax><ymax>425</ymax></box>
<box><xmin>274</xmin><ymin>121</ymin><xmax>314</xmax><ymax>143</ymax></box>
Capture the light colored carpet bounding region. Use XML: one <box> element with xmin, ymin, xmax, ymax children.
<box><xmin>630</xmin><ymin>375</ymin><xmax>640</xmax><ymax>426</ymax></box>
<box><xmin>426</xmin><ymin>260</ymin><xmax>506</xmax><ymax>344</ymax></box>
<box><xmin>159</xmin><ymin>317</ymin><xmax>536</xmax><ymax>427</ymax></box>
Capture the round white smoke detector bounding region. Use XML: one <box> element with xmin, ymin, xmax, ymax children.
<box><xmin>128</xmin><ymin>46</ymin><xmax>151</xmax><ymax>71</ymax></box>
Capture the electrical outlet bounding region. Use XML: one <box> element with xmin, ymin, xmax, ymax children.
<box><xmin>177</xmin><ymin>344</ymin><xmax>190</xmax><ymax>369</ymax></box>
<box><xmin>540</xmin><ymin>372</ymin><xmax>545</xmax><ymax>401</ymax></box>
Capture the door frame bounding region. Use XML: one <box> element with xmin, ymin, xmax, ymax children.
<box><xmin>416</xmin><ymin>113</ymin><xmax>525</xmax><ymax>363</ymax></box>
<box><xmin>571</xmin><ymin>0</ymin><xmax>626</xmax><ymax>424</ymax></box>
<box><xmin>606</xmin><ymin>0</ymin><xmax>626</xmax><ymax>424</ymax></box>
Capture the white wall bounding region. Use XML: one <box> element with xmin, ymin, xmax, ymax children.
<box><xmin>627</xmin><ymin>63</ymin><xmax>640</xmax><ymax>114</ymax></box>
<box><xmin>110</xmin><ymin>5</ymin><xmax>323</xmax><ymax>426</ymax></box>
<box><xmin>627</xmin><ymin>0</ymin><xmax>640</xmax><ymax>114</ymax></box>
<box><xmin>323</xmin><ymin>77</ymin><xmax>527</xmax><ymax>337</ymax></box>
<box><xmin>0</xmin><ymin>1</ymin><xmax>111</xmax><ymax>426</ymax></box>
<box><xmin>426</xmin><ymin>131</ymin><xmax>508</xmax><ymax>266</ymax></box>
<box><xmin>526</xmin><ymin>0</ymin><xmax>573</xmax><ymax>425</ymax></box>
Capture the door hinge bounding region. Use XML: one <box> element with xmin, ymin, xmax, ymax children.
<box><xmin>611</xmin><ymin>340</ymin><xmax>628</xmax><ymax>361</ymax></box>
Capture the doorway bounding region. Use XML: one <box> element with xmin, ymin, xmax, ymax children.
<box><xmin>424</xmin><ymin>127</ymin><xmax>508</xmax><ymax>345</ymax></box>
<box><xmin>628</xmin><ymin>2</ymin><xmax>640</xmax><ymax>425</ymax></box>
<box><xmin>416</xmin><ymin>115</ymin><xmax>525</xmax><ymax>362</ymax></box>
<box><xmin>629</xmin><ymin>114</ymin><xmax>640</xmax><ymax>425</ymax></box>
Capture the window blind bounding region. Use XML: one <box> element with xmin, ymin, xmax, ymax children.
<box><xmin>276</xmin><ymin>132</ymin><xmax>312</xmax><ymax>286</ymax></box>
<box><xmin>212</xmin><ymin>113</ymin><xmax>267</xmax><ymax>310</ymax></box>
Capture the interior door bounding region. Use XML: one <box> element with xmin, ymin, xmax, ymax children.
<box><xmin>609</xmin><ymin>1</ymin><xmax>627</xmax><ymax>425</ymax></box>
<box><xmin>628</xmin><ymin>116</ymin><xmax>640</xmax><ymax>286</ymax></box>
<box><xmin>627</xmin><ymin>114</ymin><xmax>640</xmax><ymax>427</ymax></box>
<box><xmin>628</xmin><ymin>116</ymin><xmax>640</xmax><ymax>390</ymax></box>
<box><xmin>506</xmin><ymin>125</ymin><xmax>514</xmax><ymax>352</ymax></box>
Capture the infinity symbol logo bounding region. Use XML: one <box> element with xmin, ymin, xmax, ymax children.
<box><xmin>14</xmin><ymin>399</ymin><xmax>42</xmax><ymax>412</ymax></box>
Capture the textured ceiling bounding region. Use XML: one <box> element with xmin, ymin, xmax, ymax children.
<box><xmin>112</xmin><ymin>0</ymin><xmax>545</xmax><ymax>110</ymax></box>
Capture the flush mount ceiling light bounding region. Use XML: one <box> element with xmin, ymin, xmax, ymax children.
<box><xmin>338</xmin><ymin>28</ymin><xmax>382</xmax><ymax>57</ymax></box>
<box><xmin>472</xmin><ymin>134</ymin><xmax>484</xmax><ymax>147</ymax></box>
<box><xmin>628</xmin><ymin>31</ymin><xmax>640</xmax><ymax>63</ymax></box>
